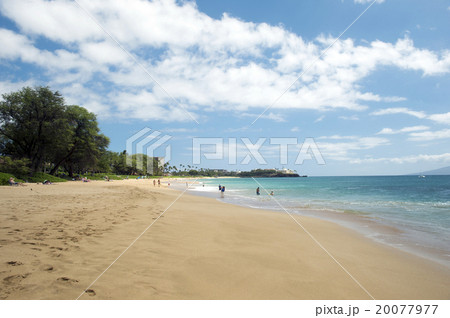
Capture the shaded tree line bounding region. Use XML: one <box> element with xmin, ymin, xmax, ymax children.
<box><xmin>97</xmin><ymin>151</ymin><xmax>166</xmax><ymax>176</ymax></box>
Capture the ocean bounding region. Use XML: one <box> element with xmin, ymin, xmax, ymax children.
<box><xmin>184</xmin><ymin>175</ymin><xmax>450</xmax><ymax>266</ymax></box>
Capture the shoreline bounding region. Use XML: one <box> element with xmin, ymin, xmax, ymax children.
<box><xmin>1</xmin><ymin>179</ymin><xmax>449</xmax><ymax>299</ymax></box>
<box><xmin>176</xmin><ymin>178</ymin><xmax>450</xmax><ymax>268</ymax></box>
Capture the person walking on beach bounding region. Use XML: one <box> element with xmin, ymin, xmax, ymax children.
<box><xmin>221</xmin><ymin>185</ymin><xmax>225</xmax><ymax>198</ymax></box>
<box><xmin>153</xmin><ymin>180</ymin><xmax>156</xmax><ymax>187</ymax></box>
<box><xmin>158</xmin><ymin>179</ymin><xmax>161</xmax><ymax>187</ymax></box>
<box><xmin>256</xmin><ymin>187</ymin><xmax>260</xmax><ymax>195</ymax></box>
<box><xmin>219</xmin><ymin>184</ymin><xmax>222</xmax><ymax>191</ymax></box>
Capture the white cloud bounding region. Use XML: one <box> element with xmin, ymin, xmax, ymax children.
<box><xmin>0</xmin><ymin>79</ymin><xmax>36</xmax><ymax>95</ymax></box>
<box><xmin>428</xmin><ymin>112</ymin><xmax>450</xmax><ymax>125</ymax></box>
<box><xmin>163</xmin><ymin>127</ymin><xmax>197</xmax><ymax>133</ymax></box>
<box><xmin>408</xmin><ymin>129</ymin><xmax>450</xmax><ymax>141</ymax></box>
<box><xmin>354</xmin><ymin>0</ymin><xmax>385</xmax><ymax>4</ymax></box>
<box><xmin>291</xmin><ymin>127</ymin><xmax>300</xmax><ymax>132</ymax></box>
<box><xmin>339</xmin><ymin>115</ymin><xmax>359</xmax><ymax>120</ymax></box>
<box><xmin>240</xmin><ymin>112</ymin><xmax>286</xmax><ymax>122</ymax></box>
<box><xmin>79</xmin><ymin>41</ymin><xmax>130</xmax><ymax>66</ymax></box>
<box><xmin>316</xmin><ymin>136</ymin><xmax>390</xmax><ymax>160</ymax></box>
<box><xmin>0</xmin><ymin>0</ymin><xmax>104</xmax><ymax>43</ymax></box>
<box><xmin>111</xmin><ymin>89</ymin><xmax>196</xmax><ymax>122</ymax></box>
<box><xmin>0</xmin><ymin>0</ymin><xmax>449</xmax><ymax>122</ymax></box>
<box><xmin>371</xmin><ymin>108</ymin><xmax>450</xmax><ymax>126</ymax></box>
<box><xmin>318</xmin><ymin>135</ymin><xmax>359</xmax><ymax>140</ymax></box>
<box><xmin>376</xmin><ymin>128</ymin><xmax>394</xmax><ymax>135</ymax></box>
<box><xmin>314</xmin><ymin>115</ymin><xmax>325</xmax><ymax>123</ymax></box>
<box><xmin>370</xmin><ymin>107</ymin><xmax>427</xmax><ymax>118</ymax></box>
<box><xmin>376</xmin><ymin>125</ymin><xmax>429</xmax><ymax>135</ymax></box>
<box><xmin>350</xmin><ymin>153</ymin><xmax>450</xmax><ymax>164</ymax></box>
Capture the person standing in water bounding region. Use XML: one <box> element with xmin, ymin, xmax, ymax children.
<box><xmin>256</xmin><ymin>187</ymin><xmax>260</xmax><ymax>195</ymax></box>
<box><xmin>221</xmin><ymin>185</ymin><xmax>225</xmax><ymax>198</ymax></box>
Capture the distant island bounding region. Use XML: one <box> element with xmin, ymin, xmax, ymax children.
<box><xmin>410</xmin><ymin>165</ymin><xmax>450</xmax><ymax>176</ymax></box>
<box><xmin>238</xmin><ymin>168</ymin><xmax>304</xmax><ymax>178</ymax></box>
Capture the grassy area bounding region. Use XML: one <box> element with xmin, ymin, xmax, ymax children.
<box><xmin>79</xmin><ymin>174</ymin><xmax>145</xmax><ymax>180</ymax></box>
<box><xmin>79</xmin><ymin>173</ymin><xmax>122</xmax><ymax>181</ymax></box>
<box><xmin>0</xmin><ymin>172</ymin><xmax>24</xmax><ymax>186</ymax></box>
<box><xmin>20</xmin><ymin>172</ymin><xmax>67</xmax><ymax>183</ymax></box>
<box><xmin>0</xmin><ymin>172</ymin><xmax>67</xmax><ymax>185</ymax></box>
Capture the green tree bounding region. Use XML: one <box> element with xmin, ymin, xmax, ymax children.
<box><xmin>188</xmin><ymin>169</ymin><xmax>199</xmax><ymax>176</ymax></box>
<box><xmin>0</xmin><ymin>156</ymin><xmax>31</xmax><ymax>176</ymax></box>
<box><xmin>49</xmin><ymin>105</ymin><xmax>109</xmax><ymax>176</ymax></box>
<box><xmin>0</xmin><ymin>86</ymin><xmax>66</xmax><ymax>174</ymax></box>
<box><xmin>0</xmin><ymin>86</ymin><xmax>110</xmax><ymax>177</ymax></box>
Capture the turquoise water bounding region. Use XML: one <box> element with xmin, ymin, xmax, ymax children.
<box><xmin>190</xmin><ymin>176</ymin><xmax>450</xmax><ymax>265</ymax></box>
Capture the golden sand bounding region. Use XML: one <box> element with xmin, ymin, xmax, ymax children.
<box><xmin>0</xmin><ymin>180</ymin><xmax>449</xmax><ymax>299</ymax></box>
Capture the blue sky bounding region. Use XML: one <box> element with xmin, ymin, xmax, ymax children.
<box><xmin>0</xmin><ymin>0</ymin><xmax>449</xmax><ymax>176</ymax></box>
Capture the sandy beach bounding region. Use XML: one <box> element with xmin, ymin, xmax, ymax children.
<box><xmin>0</xmin><ymin>180</ymin><xmax>449</xmax><ymax>300</ymax></box>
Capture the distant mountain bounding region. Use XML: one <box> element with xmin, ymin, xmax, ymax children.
<box><xmin>411</xmin><ymin>166</ymin><xmax>450</xmax><ymax>176</ymax></box>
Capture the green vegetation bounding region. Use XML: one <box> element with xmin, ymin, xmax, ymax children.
<box><xmin>79</xmin><ymin>173</ymin><xmax>132</xmax><ymax>181</ymax></box>
<box><xmin>21</xmin><ymin>172</ymin><xmax>67</xmax><ymax>183</ymax></box>
<box><xmin>97</xmin><ymin>151</ymin><xmax>166</xmax><ymax>176</ymax></box>
<box><xmin>0</xmin><ymin>86</ymin><xmax>108</xmax><ymax>178</ymax></box>
<box><xmin>0</xmin><ymin>156</ymin><xmax>30</xmax><ymax>176</ymax></box>
<box><xmin>239</xmin><ymin>169</ymin><xmax>300</xmax><ymax>178</ymax></box>
<box><xmin>0</xmin><ymin>172</ymin><xmax>24</xmax><ymax>186</ymax></box>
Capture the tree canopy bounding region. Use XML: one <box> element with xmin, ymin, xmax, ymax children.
<box><xmin>0</xmin><ymin>86</ymin><xmax>109</xmax><ymax>176</ymax></box>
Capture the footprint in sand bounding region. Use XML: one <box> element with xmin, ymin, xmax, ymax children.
<box><xmin>40</xmin><ymin>264</ymin><xmax>54</xmax><ymax>271</ymax></box>
<box><xmin>6</xmin><ymin>261</ymin><xmax>23</xmax><ymax>266</ymax></box>
<box><xmin>3</xmin><ymin>273</ymin><xmax>30</xmax><ymax>284</ymax></box>
<box><xmin>85</xmin><ymin>289</ymin><xmax>96</xmax><ymax>296</ymax></box>
<box><xmin>21</xmin><ymin>241</ymin><xmax>36</xmax><ymax>246</ymax></box>
<box><xmin>50</xmin><ymin>246</ymin><xmax>65</xmax><ymax>251</ymax></box>
<box><xmin>57</xmin><ymin>277</ymin><xmax>78</xmax><ymax>283</ymax></box>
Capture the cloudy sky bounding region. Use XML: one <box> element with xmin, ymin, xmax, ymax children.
<box><xmin>1</xmin><ymin>0</ymin><xmax>449</xmax><ymax>175</ymax></box>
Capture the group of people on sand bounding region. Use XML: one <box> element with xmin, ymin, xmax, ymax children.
<box><xmin>153</xmin><ymin>179</ymin><xmax>161</xmax><ymax>187</ymax></box>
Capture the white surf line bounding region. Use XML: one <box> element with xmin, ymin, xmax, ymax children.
<box><xmin>251</xmin><ymin>0</ymin><xmax>380</xmax><ymax>126</ymax></box>
<box><xmin>251</xmin><ymin>177</ymin><xmax>376</xmax><ymax>300</ymax></box>
<box><xmin>75</xmin><ymin>178</ymin><xmax>199</xmax><ymax>300</ymax></box>
<box><xmin>72</xmin><ymin>0</ymin><xmax>199</xmax><ymax>125</ymax></box>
